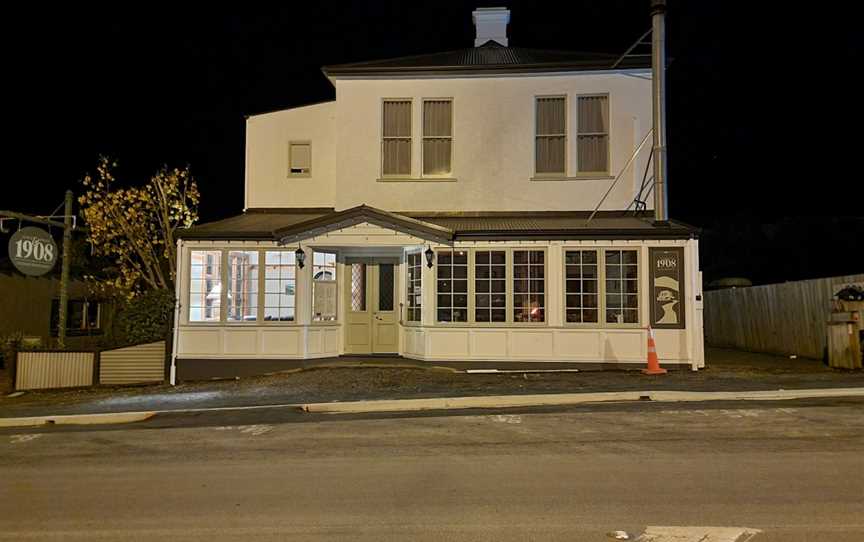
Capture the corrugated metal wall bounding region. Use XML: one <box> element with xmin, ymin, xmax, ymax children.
<box><xmin>704</xmin><ymin>274</ymin><xmax>864</xmax><ymax>359</ymax></box>
<box><xmin>99</xmin><ymin>341</ymin><xmax>165</xmax><ymax>384</ymax></box>
<box><xmin>16</xmin><ymin>352</ymin><xmax>95</xmax><ymax>390</ymax></box>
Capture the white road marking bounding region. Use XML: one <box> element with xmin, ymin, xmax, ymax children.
<box><xmin>634</xmin><ymin>525</ymin><xmax>762</xmax><ymax>542</ymax></box>
<box><xmin>238</xmin><ymin>424</ymin><xmax>273</xmax><ymax>436</ymax></box>
<box><xmin>489</xmin><ymin>414</ymin><xmax>522</xmax><ymax>424</ymax></box>
<box><xmin>10</xmin><ymin>434</ymin><xmax>42</xmax><ymax>444</ymax></box>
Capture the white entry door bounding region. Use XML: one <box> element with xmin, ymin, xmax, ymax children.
<box><xmin>344</xmin><ymin>259</ymin><xmax>398</xmax><ymax>354</ymax></box>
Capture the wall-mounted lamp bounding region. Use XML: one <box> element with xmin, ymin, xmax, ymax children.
<box><xmin>424</xmin><ymin>246</ymin><xmax>435</xmax><ymax>268</ymax></box>
<box><xmin>295</xmin><ymin>247</ymin><xmax>306</xmax><ymax>269</ymax></box>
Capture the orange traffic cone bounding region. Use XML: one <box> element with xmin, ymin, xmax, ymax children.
<box><xmin>642</xmin><ymin>326</ymin><xmax>667</xmax><ymax>375</ymax></box>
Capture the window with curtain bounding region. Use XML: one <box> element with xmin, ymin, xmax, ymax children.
<box><xmin>474</xmin><ymin>250</ymin><xmax>506</xmax><ymax>323</ymax></box>
<box><xmin>227</xmin><ymin>251</ymin><xmax>259</xmax><ymax>322</ymax></box>
<box><xmin>564</xmin><ymin>250</ymin><xmax>599</xmax><ymax>323</ymax></box>
<box><xmin>535</xmin><ymin>96</ymin><xmax>566</xmax><ymax>175</ymax></box>
<box><xmin>288</xmin><ymin>141</ymin><xmax>311</xmax><ymax>177</ymax></box>
<box><xmin>605</xmin><ymin>249</ymin><xmax>638</xmax><ymax>324</ymax></box>
<box><xmin>312</xmin><ymin>251</ymin><xmax>337</xmax><ymax>322</ymax></box>
<box><xmin>436</xmin><ymin>250</ymin><xmax>468</xmax><ymax>322</ymax></box>
<box><xmin>264</xmin><ymin>251</ymin><xmax>296</xmax><ymax>321</ymax></box>
<box><xmin>406</xmin><ymin>252</ymin><xmax>422</xmax><ymax>322</ymax></box>
<box><xmin>423</xmin><ymin>99</ymin><xmax>452</xmax><ymax>175</ymax></box>
<box><xmin>189</xmin><ymin>250</ymin><xmax>222</xmax><ymax>322</ymax></box>
<box><xmin>513</xmin><ymin>250</ymin><xmax>545</xmax><ymax>322</ymax></box>
<box><xmin>382</xmin><ymin>99</ymin><xmax>412</xmax><ymax>176</ymax></box>
<box><xmin>577</xmin><ymin>95</ymin><xmax>609</xmax><ymax>173</ymax></box>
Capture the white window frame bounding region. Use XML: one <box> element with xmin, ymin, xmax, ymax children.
<box><xmin>421</xmin><ymin>97</ymin><xmax>454</xmax><ymax>178</ymax></box>
<box><xmin>225</xmin><ymin>250</ymin><xmax>260</xmax><ymax>324</ymax></box>
<box><xmin>287</xmin><ymin>141</ymin><xmax>311</xmax><ymax>178</ymax></box>
<box><xmin>511</xmin><ymin>248</ymin><xmax>548</xmax><ymax>324</ymax></box>
<box><xmin>311</xmin><ymin>250</ymin><xmax>338</xmax><ymax>323</ymax></box>
<box><xmin>185</xmin><ymin>248</ymin><xmax>301</xmax><ymax>326</ymax></box>
<box><xmin>472</xmin><ymin>248</ymin><xmax>508</xmax><ymax>325</ymax></box>
<box><xmin>381</xmin><ymin>98</ymin><xmax>413</xmax><ymax>178</ymax></box>
<box><xmin>534</xmin><ymin>95</ymin><xmax>568</xmax><ymax>177</ymax></box>
<box><xmin>405</xmin><ymin>250</ymin><xmax>423</xmax><ymax>325</ymax></box>
<box><xmin>562</xmin><ymin>248</ymin><xmax>601</xmax><ymax>326</ymax></box>
<box><xmin>575</xmin><ymin>93</ymin><xmax>611</xmax><ymax>175</ymax></box>
<box><xmin>188</xmin><ymin>249</ymin><xmax>224</xmax><ymax>324</ymax></box>
<box><xmin>562</xmin><ymin>246</ymin><xmax>641</xmax><ymax>328</ymax></box>
<box><xmin>434</xmin><ymin>248</ymin><xmax>470</xmax><ymax>323</ymax></box>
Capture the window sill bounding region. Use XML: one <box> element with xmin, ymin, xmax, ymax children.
<box><xmin>182</xmin><ymin>321</ymin><xmax>301</xmax><ymax>326</ymax></box>
<box><xmin>287</xmin><ymin>174</ymin><xmax>311</xmax><ymax>179</ymax></box>
<box><xmin>530</xmin><ymin>174</ymin><xmax>614</xmax><ymax>181</ymax></box>
<box><xmin>377</xmin><ymin>177</ymin><xmax>458</xmax><ymax>183</ymax></box>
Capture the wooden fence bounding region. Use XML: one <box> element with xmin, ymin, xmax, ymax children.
<box><xmin>704</xmin><ymin>274</ymin><xmax>864</xmax><ymax>359</ymax></box>
<box><xmin>14</xmin><ymin>341</ymin><xmax>166</xmax><ymax>391</ymax></box>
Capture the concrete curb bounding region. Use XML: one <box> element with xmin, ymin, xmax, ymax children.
<box><xmin>0</xmin><ymin>411</ymin><xmax>156</xmax><ymax>428</ymax></box>
<box><xmin>2</xmin><ymin>387</ymin><xmax>863</xmax><ymax>427</ymax></box>
<box><xmin>300</xmin><ymin>387</ymin><xmax>864</xmax><ymax>414</ymax></box>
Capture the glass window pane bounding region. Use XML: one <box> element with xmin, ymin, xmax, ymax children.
<box><xmin>351</xmin><ymin>263</ymin><xmax>367</xmax><ymax>312</ymax></box>
<box><xmin>189</xmin><ymin>250</ymin><xmax>222</xmax><ymax>322</ymax></box>
<box><xmin>406</xmin><ymin>252</ymin><xmax>423</xmax><ymax>322</ymax></box>
<box><xmin>264</xmin><ymin>251</ymin><xmax>296</xmax><ymax>322</ymax></box>
<box><xmin>378</xmin><ymin>263</ymin><xmax>394</xmax><ymax>311</ymax></box>
<box><xmin>227</xmin><ymin>251</ymin><xmax>259</xmax><ymax>322</ymax></box>
<box><xmin>312</xmin><ymin>251</ymin><xmax>337</xmax><ymax>322</ymax></box>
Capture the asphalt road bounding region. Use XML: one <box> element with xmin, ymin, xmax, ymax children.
<box><xmin>1</xmin><ymin>399</ymin><xmax>863</xmax><ymax>541</ymax></box>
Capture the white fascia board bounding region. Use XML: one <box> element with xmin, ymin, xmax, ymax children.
<box><xmin>327</xmin><ymin>68</ymin><xmax>652</xmax><ymax>82</ymax></box>
<box><xmin>245</xmin><ymin>99</ymin><xmax>337</xmax><ymax>120</ymax></box>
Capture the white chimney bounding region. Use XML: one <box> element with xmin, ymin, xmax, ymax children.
<box><xmin>472</xmin><ymin>7</ymin><xmax>510</xmax><ymax>47</ymax></box>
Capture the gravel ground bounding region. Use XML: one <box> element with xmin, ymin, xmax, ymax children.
<box><xmin>1</xmin><ymin>347</ymin><xmax>863</xmax><ymax>417</ymax></box>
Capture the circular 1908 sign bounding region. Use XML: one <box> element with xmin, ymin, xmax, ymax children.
<box><xmin>8</xmin><ymin>226</ymin><xmax>58</xmax><ymax>277</ymax></box>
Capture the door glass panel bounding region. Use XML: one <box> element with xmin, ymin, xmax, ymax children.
<box><xmin>378</xmin><ymin>263</ymin><xmax>394</xmax><ymax>311</ymax></box>
<box><xmin>351</xmin><ymin>263</ymin><xmax>366</xmax><ymax>311</ymax></box>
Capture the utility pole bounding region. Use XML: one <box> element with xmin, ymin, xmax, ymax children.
<box><xmin>57</xmin><ymin>190</ymin><xmax>74</xmax><ymax>349</ymax></box>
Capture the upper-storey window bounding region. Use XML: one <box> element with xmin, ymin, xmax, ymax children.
<box><xmin>382</xmin><ymin>99</ymin><xmax>412</xmax><ymax>176</ymax></box>
<box><xmin>422</xmin><ymin>99</ymin><xmax>452</xmax><ymax>175</ymax></box>
<box><xmin>535</xmin><ymin>96</ymin><xmax>566</xmax><ymax>176</ymax></box>
<box><xmin>577</xmin><ymin>95</ymin><xmax>609</xmax><ymax>174</ymax></box>
<box><xmin>288</xmin><ymin>141</ymin><xmax>311</xmax><ymax>177</ymax></box>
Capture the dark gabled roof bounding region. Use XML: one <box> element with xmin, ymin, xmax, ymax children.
<box><xmin>323</xmin><ymin>41</ymin><xmax>650</xmax><ymax>77</ymax></box>
<box><xmin>274</xmin><ymin>205</ymin><xmax>454</xmax><ymax>245</ymax></box>
<box><xmin>177</xmin><ymin>206</ymin><xmax>697</xmax><ymax>242</ymax></box>
<box><xmin>177</xmin><ymin>208</ymin><xmax>334</xmax><ymax>240</ymax></box>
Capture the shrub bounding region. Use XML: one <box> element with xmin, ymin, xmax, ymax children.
<box><xmin>113</xmin><ymin>289</ymin><xmax>175</xmax><ymax>346</ymax></box>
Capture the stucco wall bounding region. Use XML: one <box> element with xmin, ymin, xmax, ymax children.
<box><xmin>244</xmin><ymin>71</ymin><xmax>652</xmax><ymax>212</ymax></box>
<box><xmin>245</xmin><ymin>101</ymin><xmax>337</xmax><ymax>210</ymax></box>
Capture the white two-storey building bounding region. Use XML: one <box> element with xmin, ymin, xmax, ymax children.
<box><xmin>173</xmin><ymin>7</ymin><xmax>704</xmax><ymax>380</ymax></box>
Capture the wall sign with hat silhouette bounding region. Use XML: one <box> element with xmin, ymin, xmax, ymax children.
<box><xmin>649</xmin><ymin>247</ymin><xmax>686</xmax><ymax>329</ymax></box>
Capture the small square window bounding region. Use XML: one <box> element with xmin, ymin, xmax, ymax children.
<box><xmin>288</xmin><ymin>142</ymin><xmax>311</xmax><ymax>177</ymax></box>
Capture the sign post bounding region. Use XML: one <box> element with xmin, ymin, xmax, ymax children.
<box><xmin>2</xmin><ymin>190</ymin><xmax>75</xmax><ymax>348</ymax></box>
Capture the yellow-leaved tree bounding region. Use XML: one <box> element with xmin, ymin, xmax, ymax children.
<box><xmin>79</xmin><ymin>157</ymin><xmax>200</xmax><ymax>297</ymax></box>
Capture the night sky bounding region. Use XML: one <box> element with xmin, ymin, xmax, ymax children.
<box><xmin>6</xmin><ymin>1</ymin><xmax>863</xmax><ymax>283</ymax></box>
